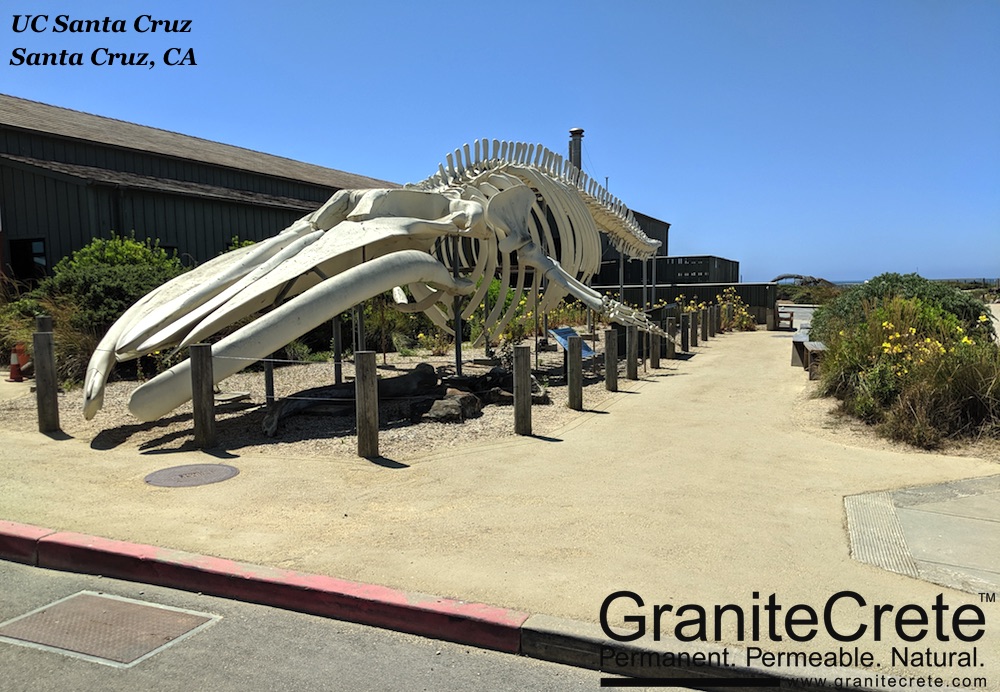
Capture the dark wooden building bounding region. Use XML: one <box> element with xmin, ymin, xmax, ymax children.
<box><xmin>593</xmin><ymin>211</ymin><xmax>671</xmax><ymax>287</ymax></box>
<box><xmin>654</xmin><ymin>255</ymin><xmax>739</xmax><ymax>284</ymax></box>
<box><xmin>0</xmin><ymin>94</ymin><xmax>395</xmax><ymax>282</ymax></box>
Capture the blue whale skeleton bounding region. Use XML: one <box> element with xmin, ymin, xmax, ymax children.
<box><xmin>83</xmin><ymin>139</ymin><xmax>669</xmax><ymax>421</ymax></box>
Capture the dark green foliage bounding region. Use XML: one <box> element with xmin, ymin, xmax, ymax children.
<box><xmin>0</xmin><ymin>233</ymin><xmax>187</xmax><ymax>384</ymax></box>
<box><xmin>812</xmin><ymin>273</ymin><xmax>993</xmax><ymax>343</ymax></box>
<box><xmin>813</xmin><ymin>273</ymin><xmax>999</xmax><ymax>448</ymax></box>
<box><xmin>41</xmin><ymin>263</ymin><xmax>184</xmax><ymax>333</ymax></box>
<box><xmin>51</xmin><ymin>233</ymin><xmax>182</xmax><ymax>274</ymax></box>
<box><xmin>37</xmin><ymin>234</ymin><xmax>185</xmax><ymax>335</ymax></box>
<box><xmin>774</xmin><ymin>283</ymin><xmax>843</xmax><ymax>306</ymax></box>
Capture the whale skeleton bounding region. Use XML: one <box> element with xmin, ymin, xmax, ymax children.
<box><xmin>83</xmin><ymin>139</ymin><xmax>670</xmax><ymax>422</ymax></box>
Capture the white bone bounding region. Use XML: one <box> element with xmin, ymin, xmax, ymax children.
<box><xmin>128</xmin><ymin>251</ymin><xmax>473</xmax><ymax>421</ymax></box>
<box><xmin>84</xmin><ymin>137</ymin><xmax>668</xmax><ymax>420</ymax></box>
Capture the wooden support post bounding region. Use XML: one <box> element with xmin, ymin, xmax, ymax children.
<box><xmin>626</xmin><ymin>326</ymin><xmax>638</xmax><ymax>380</ymax></box>
<box><xmin>190</xmin><ymin>343</ymin><xmax>216</xmax><ymax>449</ymax></box>
<box><xmin>533</xmin><ymin>275</ymin><xmax>540</xmax><ymax>370</ymax></box>
<box><xmin>355</xmin><ymin>350</ymin><xmax>379</xmax><ymax>457</ymax></box>
<box><xmin>708</xmin><ymin>306</ymin><xmax>716</xmax><ymax>338</ymax></box>
<box><xmin>514</xmin><ymin>344</ymin><xmax>532</xmax><ymax>435</ymax></box>
<box><xmin>452</xmin><ymin>235</ymin><xmax>463</xmax><ymax>377</ymax></box>
<box><xmin>604</xmin><ymin>328</ymin><xmax>618</xmax><ymax>392</ymax></box>
<box><xmin>567</xmin><ymin>335</ymin><xmax>583</xmax><ymax>411</ymax></box>
<box><xmin>592</xmin><ymin>321</ymin><xmax>599</xmax><ymax>376</ymax></box>
<box><xmin>701</xmin><ymin>308</ymin><xmax>709</xmax><ymax>341</ymax></box>
<box><xmin>715</xmin><ymin>304</ymin><xmax>723</xmax><ymax>333</ymax></box>
<box><xmin>651</xmin><ymin>333</ymin><xmax>661</xmax><ymax>368</ymax></box>
<box><xmin>726</xmin><ymin>302</ymin><xmax>734</xmax><ymax>331</ymax></box>
<box><xmin>666</xmin><ymin>317</ymin><xmax>677</xmax><ymax>359</ymax></box>
<box><xmin>691</xmin><ymin>311</ymin><xmax>699</xmax><ymax>348</ymax></box>
<box><xmin>333</xmin><ymin>315</ymin><xmax>343</xmax><ymax>385</ymax></box>
<box><xmin>33</xmin><ymin>316</ymin><xmax>59</xmax><ymax>434</ymax></box>
<box><xmin>354</xmin><ymin>304</ymin><xmax>366</xmax><ymax>351</ymax></box>
<box><xmin>681</xmin><ymin>313</ymin><xmax>690</xmax><ymax>352</ymax></box>
<box><xmin>264</xmin><ymin>355</ymin><xmax>275</xmax><ymax>409</ymax></box>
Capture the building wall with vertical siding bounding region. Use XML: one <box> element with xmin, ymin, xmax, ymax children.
<box><xmin>0</xmin><ymin>95</ymin><xmax>398</xmax><ymax>280</ymax></box>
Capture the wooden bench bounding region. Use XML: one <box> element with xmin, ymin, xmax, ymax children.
<box><xmin>791</xmin><ymin>332</ymin><xmax>809</xmax><ymax>367</ymax></box>
<box><xmin>776</xmin><ymin>309</ymin><xmax>794</xmax><ymax>330</ymax></box>
<box><xmin>803</xmin><ymin>341</ymin><xmax>827</xmax><ymax>380</ymax></box>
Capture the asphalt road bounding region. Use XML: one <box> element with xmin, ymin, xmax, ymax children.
<box><xmin>0</xmin><ymin>561</ymin><xmax>623</xmax><ymax>692</ymax></box>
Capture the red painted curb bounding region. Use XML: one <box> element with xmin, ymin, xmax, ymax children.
<box><xmin>0</xmin><ymin>520</ymin><xmax>56</xmax><ymax>565</ymax></box>
<box><xmin>35</xmin><ymin>530</ymin><xmax>528</xmax><ymax>653</ymax></box>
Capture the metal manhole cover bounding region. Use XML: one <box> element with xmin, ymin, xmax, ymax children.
<box><xmin>0</xmin><ymin>591</ymin><xmax>219</xmax><ymax>668</ymax></box>
<box><xmin>144</xmin><ymin>464</ymin><xmax>239</xmax><ymax>487</ymax></box>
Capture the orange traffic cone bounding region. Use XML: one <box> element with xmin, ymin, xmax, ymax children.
<box><xmin>6</xmin><ymin>348</ymin><xmax>22</xmax><ymax>382</ymax></box>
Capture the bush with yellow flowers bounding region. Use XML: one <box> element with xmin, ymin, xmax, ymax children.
<box><xmin>812</xmin><ymin>277</ymin><xmax>998</xmax><ymax>448</ymax></box>
<box><xmin>716</xmin><ymin>286</ymin><xmax>758</xmax><ymax>332</ymax></box>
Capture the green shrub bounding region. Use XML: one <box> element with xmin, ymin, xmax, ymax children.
<box><xmin>776</xmin><ymin>283</ymin><xmax>843</xmax><ymax>305</ymax></box>
<box><xmin>716</xmin><ymin>287</ymin><xmax>757</xmax><ymax>331</ymax></box>
<box><xmin>39</xmin><ymin>233</ymin><xmax>185</xmax><ymax>335</ymax></box>
<box><xmin>0</xmin><ymin>233</ymin><xmax>186</xmax><ymax>384</ymax></box>
<box><xmin>51</xmin><ymin>232</ymin><xmax>181</xmax><ymax>274</ymax></box>
<box><xmin>0</xmin><ymin>295</ymin><xmax>43</xmax><ymax>356</ymax></box>
<box><xmin>811</xmin><ymin>273</ymin><xmax>993</xmax><ymax>343</ymax></box>
<box><xmin>226</xmin><ymin>236</ymin><xmax>256</xmax><ymax>251</ymax></box>
<box><xmin>41</xmin><ymin>263</ymin><xmax>184</xmax><ymax>333</ymax></box>
<box><xmin>816</xmin><ymin>286</ymin><xmax>999</xmax><ymax>448</ymax></box>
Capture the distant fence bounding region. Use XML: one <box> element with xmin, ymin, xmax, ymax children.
<box><xmin>592</xmin><ymin>282</ymin><xmax>778</xmax><ymax>324</ymax></box>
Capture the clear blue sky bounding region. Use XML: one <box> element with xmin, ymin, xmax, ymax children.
<box><xmin>4</xmin><ymin>0</ymin><xmax>998</xmax><ymax>282</ymax></box>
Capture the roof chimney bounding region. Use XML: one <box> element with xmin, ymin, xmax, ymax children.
<box><xmin>568</xmin><ymin>127</ymin><xmax>584</xmax><ymax>170</ymax></box>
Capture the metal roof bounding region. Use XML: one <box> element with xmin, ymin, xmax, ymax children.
<box><xmin>0</xmin><ymin>153</ymin><xmax>317</xmax><ymax>211</ymax></box>
<box><xmin>0</xmin><ymin>94</ymin><xmax>398</xmax><ymax>190</ymax></box>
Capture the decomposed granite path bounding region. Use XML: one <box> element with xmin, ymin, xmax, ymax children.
<box><xmin>2</xmin><ymin>324</ymin><xmax>999</xmax><ymax>687</ymax></box>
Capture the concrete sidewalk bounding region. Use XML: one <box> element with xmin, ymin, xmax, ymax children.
<box><xmin>1</xmin><ymin>326</ymin><xmax>998</xmax><ymax>688</ymax></box>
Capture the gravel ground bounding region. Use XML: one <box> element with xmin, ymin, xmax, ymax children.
<box><xmin>0</xmin><ymin>341</ymin><xmax>628</xmax><ymax>461</ymax></box>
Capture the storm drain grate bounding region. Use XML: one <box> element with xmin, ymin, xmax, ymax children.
<box><xmin>144</xmin><ymin>463</ymin><xmax>239</xmax><ymax>487</ymax></box>
<box><xmin>844</xmin><ymin>491</ymin><xmax>919</xmax><ymax>578</ymax></box>
<box><xmin>0</xmin><ymin>591</ymin><xmax>219</xmax><ymax>668</ymax></box>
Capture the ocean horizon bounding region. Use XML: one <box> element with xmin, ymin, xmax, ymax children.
<box><xmin>820</xmin><ymin>278</ymin><xmax>1000</xmax><ymax>287</ymax></box>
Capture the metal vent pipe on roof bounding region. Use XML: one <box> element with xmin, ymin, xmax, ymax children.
<box><xmin>568</xmin><ymin>127</ymin><xmax>584</xmax><ymax>171</ymax></box>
